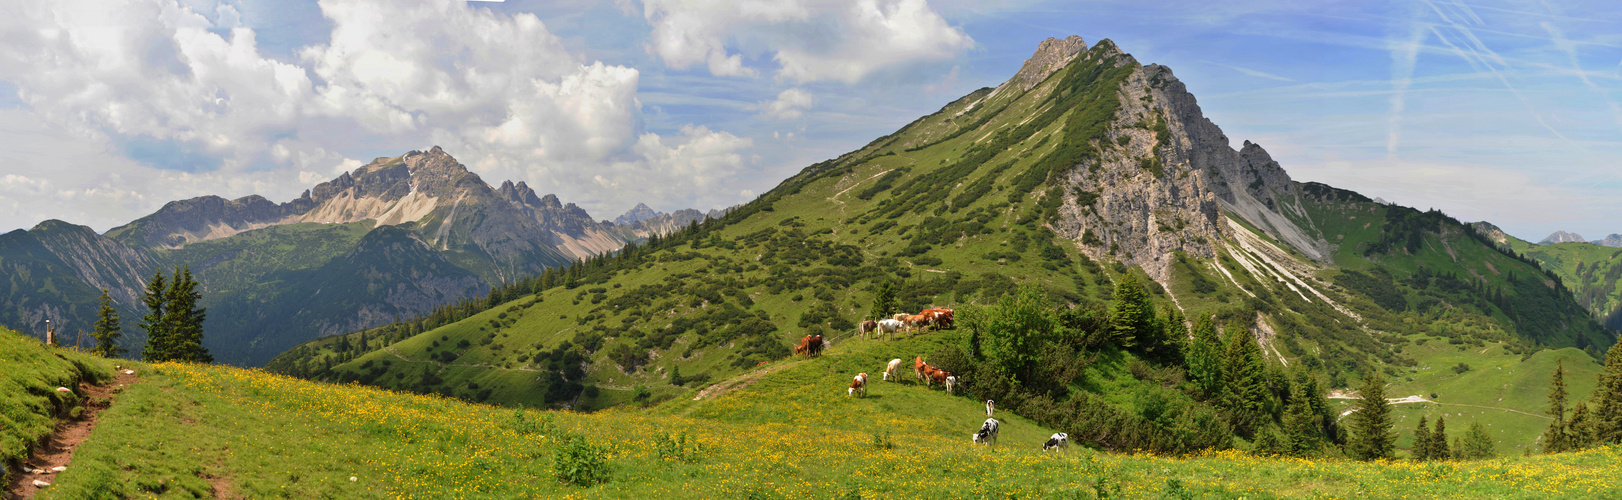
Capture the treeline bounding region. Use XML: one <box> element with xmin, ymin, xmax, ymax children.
<box><xmin>1541</xmin><ymin>346</ymin><xmax>1622</xmax><ymax>453</ymax></box>
<box><xmin>934</xmin><ymin>276</ymin><xmax>1343</xmax><ymax>456</ymax></box>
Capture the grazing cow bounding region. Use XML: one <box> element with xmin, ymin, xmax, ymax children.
<box><xmin>904</xmin><ymin>315</ymin><xmax>931</xmax><ymax>332</ymax></box>
<box><xmin>892</xmin><ymin>313</ymin><xmax>911</xmax><ymax>322</ymax></box>
<box><xmin>795</xmin><ymin>335</ymin><xmax>825</xmax><ymax>357</ymax></box>
<box><xmin>1043</xmin><ymin>433</ymin><xmax>1070</xmax><ymax>452</ymax></box>
<box><xmin>972</xmin><ymin>418</ymin><xmax>1000</xmax><ymax>446</ymax></box>
<box><xmin>809</xmin><ymin>335</ymin><xmax>825</xmax><ymax>355</ymax></box>
<box><xmin>914</xmin><ymin>356</ymin><xmax>927</xmax><ymax>381</ymax></box>
<box><xmin>921</xmin><ymin>308</ymin><xmax>955</xmax><ymax>329</ymax></box>
<box><xmin>793</xmin><ymin>344</ymin><xmax>807</xmax><ymax>356</ymax></box>
<box><xmin>944</xmin><ymin>375</ymin><xmax>958</xmax><ymax>394</ymax></box>
<box><xmin>848</xmin><ymin>373</ymin><xmax>868</xmax><ymax>397</ymax></box>
<box><xmin>928</xmin><ymin>369</ymin><xmax>951</xmax><ymax>390</ymax></box>
<box><xmin>986</xmin><ymin>399</ymin><xmax>996</xmax><ymax>418</ymax></box>
<box><xmin>859</xmin><ymin>320</ymin><xmax>878</xmax><ymax>339</ymax></box>
<box><xmin>876</xmin><ymin>319</ymin><xmax>904</xmax><ymax>340</ymax></box>
<box><xmin>883</xmin><ymin>358</ymin><xmax>903</xmax><ymax>381</ymax></box>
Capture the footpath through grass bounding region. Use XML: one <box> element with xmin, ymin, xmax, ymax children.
<box><xmin>26</xmin><ymin>329</ymin><xmax>1622</xmax><ymax>499</ymax></box>
<box><xmin>1</xmin><ymin>328</ymin><xmax>112</xmax><ymax>484</ymax></box>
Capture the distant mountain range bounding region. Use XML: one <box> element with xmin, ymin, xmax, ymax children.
<box><xmin>0</xmin><ymin>147</ymin><xmax>720</xmax><ymax>365</ymax></box>
<box><xmin>1536</xmin><ymin>230</ymin><xmax>1622</xmax><ymax>247</ymax></box>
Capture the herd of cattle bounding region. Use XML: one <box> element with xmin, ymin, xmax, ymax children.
<box><xmin>795</xmin><ymin>307</ymin><xmax>1070</xmax><ymax>451</ymax></box>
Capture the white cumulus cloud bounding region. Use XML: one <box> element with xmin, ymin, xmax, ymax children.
<box><xmin>758</xmin><ymin>88</ymin><xmax>813</xmax><ymax>119</ymax></box>
<box><xmin>641</xmin><ymin>0</ymin><xmax>974</xmax><ymax>83</ymax></box>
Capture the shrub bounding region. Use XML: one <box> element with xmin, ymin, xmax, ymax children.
<box><xmin>553</xmin><ymin>434</ymin><xmax>611</xmax><ymax>486</ymax></box>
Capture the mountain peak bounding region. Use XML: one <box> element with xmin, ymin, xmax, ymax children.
<box><xmin>1593</xmin><ymin>234</ymin><xmax>1622</xmax><ymax>248</ymax></box>
<box><xmin>1005</xmin><ymin>35</ymin><xmax>1088</xmax><ymax>92</ymax></box>
<box><xmin>1540</xmin><ymin>231</ymin><xmax>1586</xmax><ymax>245</ymax></box>
<box><xmin>613</xmin><ymin>203</ymin><xmax>664</xmax><ymax>225</ymax></box>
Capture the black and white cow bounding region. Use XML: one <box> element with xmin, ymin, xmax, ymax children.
<box><xmin>972</xmin><ymin>418</ymin><xmax>1000</xmax><ymax>446</ymax></box>
<box><xmin>985</xmin><ymin>399</ymin><xmax>996</xmax><ymax>418</ymax></box>
<box><xmin>1043</xmin><ymin>433</ymin><xmax>1069</xmax><ymax>451</ymax></box>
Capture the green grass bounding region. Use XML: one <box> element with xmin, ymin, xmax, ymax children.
<box><xmin>32</xmin><ymin>329</ymin><xmax>1622</xmax><ymax>499</ymax></box>
<box><xmin>0</xmin><ymin>328</ymin><xmax>113</xmax><ymax>482</ymax></box>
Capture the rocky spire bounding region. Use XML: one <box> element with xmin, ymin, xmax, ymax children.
<box><xmin>1006</xmin><ymin>35</ymin><xmax>1088</xmax><ymax>92</ymax></box>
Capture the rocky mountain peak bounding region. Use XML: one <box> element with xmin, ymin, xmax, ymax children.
<box><xmin>1469</xmin><ymin>221</ymin><xmax>1511</xmax><ymax>245</ymax></box>
<box><xmin>1541</xmin><ymin>231</ymin><xmax>1586</xmax><ymax>245</ymax></box>
<box><xmin>614</xmin><ymin>203</ymin><xmax>664</xmax><ymax>225</ymax></box>
<box><xmin>1594</xmin><ymin>234</ymin><xmax>1622</xmax><ymax>248</ymax></box>
<box><xmin>1006</xmin><ymin>35</ymin><xmax>1088</xmax><ymax>92</ymax></box>
<box><xmin>538</xmin><ymin>194</ymin><xmax>563</xmax><ymax>209</ymax></box>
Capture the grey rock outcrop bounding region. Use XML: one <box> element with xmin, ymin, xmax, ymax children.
<box><xmin>1005</xmin><ymin>36</ymin><xmax>1088</xmax><ymax>92</ymax></box>
<box><xmin>1541</xmin><ymin>231</ymin><xmax>1586</xmax><ymax>245</ymax></box>
<box><xmin>614</xmin><ymin>203</ymin><xmax>664</xmax><ymax>225</ymax></box>
<box><xmin>1592</xmin><ymin>234</ymin><xmax>1622</xmax><ymax>247</ymax></box>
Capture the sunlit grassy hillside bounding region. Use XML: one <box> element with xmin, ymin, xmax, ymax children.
<box><xmin>15</xmin><ymin>329</ymin><xmax>1621</xmax><ymax>499</ymax></box>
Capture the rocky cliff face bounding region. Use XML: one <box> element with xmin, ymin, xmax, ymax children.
<box><xmin>1003</xmin><ymin>36</ymin><xmax>1089</xmax><ymax>93</ymax></box>
<box><xmin>29</xmin><ymin>220</ymin><xmax>159</xmax><ymax>307</ymax></box>
<box><xmin>1045</xmin><ymin>42</ymin><xmax>1327</xmax><ymax>281</ymax></box>
<box><xmin>1594</xmin><ymin>234</ymin><xmax>1622</xmax><ymax>248</ymax></box>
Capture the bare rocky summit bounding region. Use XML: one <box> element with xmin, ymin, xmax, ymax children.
<box><xmin>1005</xmin><ymin>36</ymin><xmax>1089</xmax><ymax>92</ymax></box>
<box><xmin>1541</xmin><ymin>231</ymin><xmax>1586</xmax><ymax>245</ymax></box>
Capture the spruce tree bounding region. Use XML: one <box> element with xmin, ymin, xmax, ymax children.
<box><xmin>163</xmin><ymin>267</ymin><xmax>212</xmax><ymax>363</ymax></box>
<box><xmin>1592</xmin><ymin>342</ymin><xmax>1622</xmax><ymax>445</ymax></box>
<box><xmin>1412</xmin><ymin>415</ymin><xmax>1432</xmax><ymax>461</ymax></box>
<box><xmin>1431</xmin><ymin>415</ymin><xmax>1450</xmax><ymax>460</ymax></box>
<box><xmin>91</xmin><ymin>288</ymin><xmax>125</xmax><ymax>358</ymax></box>
<box><xmin>868</xmin><ymin>282</ymin><xmax>897</xmax><ymax>320</ymax></box>
<box><xmin>1349</xmin><ymin>373</ymin><xmax>1396</xmax><ymax>460</ymax></box>
<box><xmin>1543</xmin><ymin>358</ymin><xmax>1570</xmax><ymax>453</ymax></box>
<box><xmin>1568</xmin><ymin>402</ymin><xmax>1596</xmax><ymax>450</ymax></box>
<box><xmin>1187</xmin><ymin>316</ymin><xmax>1224</xmax><ymax>401</ymax></box>
<box><xmin>139</xmin><ymin>270</ymin><xmax>169</xmax><ymax>362</ymax></box>
<box><xmin>1459</xmin><ymin>421</ymin><xmax>1496</xmax><ymax>459</ymax></box>
<box><xmin>1107</xmin><ymin>273</ymin><xmax>1153</xmax><ymax>348</ymax></box>
<box><xmin>1220</xmin><ymin>326</ymin><xmax>1270</xmax><ymax>436</ymax></box>
<box><xmin>1282</xmin><ymin>377</ymin><xmax>1321</xmax><ymax>457</ymax></box>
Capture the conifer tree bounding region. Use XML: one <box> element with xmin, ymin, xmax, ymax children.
<box><xmin>1283</xmin><ymin>377</ymin><xmax>1321</xmax><ymax>457</ymax></box>
<box><xmin>1107</xmin><ymin>273</ymin><xmax>1154</xmax><ymax>348</ymax></box>
<box><xmin>1568</xmin><ymin>402</ymin><xmax>1596</xmax><ymax>450</ymax></box>
<box><xmin>1592</xmin><ymin>342</ymin><xmax>1622</xmax><ymax>445</ymax></box>
<box><xmin>1543</xmin><ymin>358</ymin><xmax>1570</xmax><ymax>453</ymax></box>
<box><xmin>139</xmin><ymin>270</ymin><xmax>169</xmax><ymax>362</ymax></box>
<box><xmin>163</xmin><ymin>267</ymin><xmax>212</xmax><ymax>363</ymax></box>
<box><xmin>1349</xmin><ymin>373</ymin><xmax>1396</xmax><ymax>460</ymax></box>
<box><xmin>868</xmin><ymin>282</ymin><xmax>897</xmax><ymax>320</ymax></box>
<box><xmin>1431</xmin><ymin>415</ymin><xmax>1450</xmax><ymax>460</ymax></box>
<box><xmin>1459</xmin><ymin>421</ymin><xmax>1496</xmax><ymax>459</ymax></box>
<box><xmin>1412</xmin><ymin>415</ymin><xmax>1432</xmax><ymax>461</ymax></box>
<box><xmin>92</xmin><ymin>288</ymin><xmax>125</xmax><ymax>358</ymax></box>
<box><xmin>1220</xmin><ymin>326</ymin><xmax>1270</xmax><ymax>436</ymax></box>
<box><xmin>1187</xmin><ymin>316</ymin><xmax>1224</xmax><ymax>401</ymax></box>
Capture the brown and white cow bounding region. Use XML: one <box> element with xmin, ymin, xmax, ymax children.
<box><xmin>859</xmin><ymin>320</ymin><xmax>878</xmax><ymax>339</ymax></box>
<box><xmin>848</xmin><ymin>372</ymin><xmax>868</xmax><ymax>397</ymax></box>
<box><xmin>913</xmin><ymin>356</ymin><xmax>928</xmax><ymax>382</ymax></box>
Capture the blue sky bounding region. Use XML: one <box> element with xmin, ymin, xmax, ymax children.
<box><xmin>1</xmin><ymin>0</ymin><xmax>1619</xmax><ymax>243</ymax></box>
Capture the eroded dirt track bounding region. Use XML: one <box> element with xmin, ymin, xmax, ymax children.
<box><xmin>4</xmin><ymin>366</ymin><xmax>140</xmax><ymax>499</ymax></box>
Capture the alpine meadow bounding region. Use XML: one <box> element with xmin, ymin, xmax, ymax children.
<box><xmin>3</xmin><ymin>14</ymin><xmax>1622</xmax><ymax>500</ymax></box>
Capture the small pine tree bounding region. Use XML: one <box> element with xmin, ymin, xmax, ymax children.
<box><xmin>1568</xmin><ymin>402</ymin><xmax>1596</xmax><ymax>450</ymax></box>
<box><xmin>868</xmin><ymin>282</ymin><xmax>897</xmax><ymax>320</ymax></box>
<box><xmin>1187</xmin><ymin>316</ymin><xmax>1224</xmax><ymax>401</ymax></box>
<box><xmin>1543</xmin><ymin>358</ymin><xmax>1570</xmax><ymax>453</ymax></box>
<box><xmin>1282</xmin><ymin>377</ymin><xmax>1321</xmax><ymax>457</ymax></box>
<box><xmin>1349</xmin><ymin>373</ymin><xmax>1396</xmax><ymax>460</ymax></box>
<box><xmin>139</xmin><ymin>270</ymin><xmax>169</xmax><ymax>362</ymax></box>
<box><xmin>1107</xmin><ymin>273</ymin><xmax>1154</xmax><ymax>349</ymax></box>
<box><xmin>1592</xmin><ymin>342</ymin><xmax>1622</xmax><ymax>445</ymax></box>
<box><xmin>91</xmin><ymin>289</ymin><xmax>125</xmax><ymax>358</ymax></box>
<box><xmin>1459</xmin><ymin>421</ymin><xmax>1496</xmax><ymax>459</ymax></box>
<box><xmin>1220</xmin><ymin>326</ymin><xmax>1270</xmax><ymax>437</ymax></box>
<box><xmin>163</xmin><ymin>267</ymin><xmax>212</xmax><ymax>363</ymax></box>
<box><xmin>1412</xmin><ymin>415</ymin><xmax>1432</xmax><ymax>461</ymax></box>
<box><xmin>1430</xmin><ymin>415</ymin><xmax>1450</xmax><ymax>460</ymax></box>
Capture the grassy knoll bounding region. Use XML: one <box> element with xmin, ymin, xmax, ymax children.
<box><xmin>29</xmin><ymin>329</ymin><xmax>1622</xmax><ymax>499</ymax></box>
<box><xmin>0</xmin><ymin>328</ymin><xmax>113</xmax><ymax>482</ymax></box>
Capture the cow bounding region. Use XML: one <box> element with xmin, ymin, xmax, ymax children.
<box><xmin>859</xmin><ymin>320</ymin><xmax>878</xmax><ymax>339</ymax></box>
<box><xmin>876</xmin><ymin>319</ymin><xmax>904</xmax><ymax>340</ymax></box>
<box><xmin>928</xmin><ymin>368</ymin><xmax>950</xmax><ymax>390</ymax></box>
<box><xmin>944</xmin><ymin>375</ymin><xmax>958</xmax><ymax>394</ymax></box>
<box><xmin>883</xmin><ymin>358</ymin><xmax>903</xmax><ymax>381</ymax></box>
<box><xmin>913</xmin><ymin>356</ymin><xmax>928</xmax><ymax>381</ymax></box>
<box><xmin>921</xmin><ymin>308</ymin><xmax>955</xmax><ymax>329</ymax></box>
<box><xmin>795</xmin><ymin>335</ymin><xmax>826</xmax><ymax>357</ymax></box>
<box><xmin>808</xmin><ymin>335</ymin><xmax>825</xmax><ymax>356</ymax></box>
<box><xmin>892</xmin><ymin>313</ymin><xmax>911</xmax><ymax>322</ymax></box>
<box><xmin>972</xmin><ymin>418</ymin><xmax>1000</xmax><ymax>446</ymax></box>
<box><xmin>904</xmin><ymin>314</ymin><xmax>931</xmax><ymax>332</ymax></box>
<box><xmin>1043</xmin><ymin>433</ymin><xmax>1070</xmax><ymax>452</ymax></box>
<box><xmin>986</xmin><ymin>399</ymin><xmax>995</xmax><ymax>418</ymax></box>
<box><xmin>848</xmin><ymin>372</ymin><xmax>868</xmax><ymax>397</ymax></box>
<box><xmin>793</xmin><ymin>344</ymin><xmax>807</xmax><ymax>356</ymax></box>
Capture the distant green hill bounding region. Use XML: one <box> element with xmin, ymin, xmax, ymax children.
<box><xmin>1472</xmin><ymin>222</ymin><xmax>1622</xmax><ymax>332</ymax></box>
<box><xmin>271</xmin><ymin>37</ymin><xmax>1611</xmax><ymax>454</ymax></box>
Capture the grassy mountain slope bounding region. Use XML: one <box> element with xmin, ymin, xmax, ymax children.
<box><xmin>0</xmin><ymin>328</ymin><xmax>112</xmax><ymax>484</ymax></box>
<box><xmin>270</xmin><ymin>39</ymin><xmax>1611</xmax><ymax>454</ymax></box>
<box><xmin>14</xmin><ymin>331</ymin><xmax>1622</xmax><ymax>498</ymax></box>
<box><xmin>1494</xmin><ymin>233</ymin><xmax>1622</xmax><ymax>332</ymax></box>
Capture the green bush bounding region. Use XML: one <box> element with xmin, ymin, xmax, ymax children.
<box><xmin>553</xmin><ymin>434</ymin><xmax>611</xmax><ymax>486</ymax></box>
